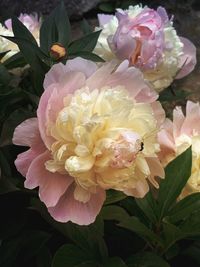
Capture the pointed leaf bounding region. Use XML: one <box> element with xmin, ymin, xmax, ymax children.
<box><xmin>68</xmin><ymin>31</ymin><xmax>102</xmax><ymax>54</ymax></box>
<box><xmin>157</xmin><ymin>147</ymin><xmax>192</xmax><ymax>219</ymax></box>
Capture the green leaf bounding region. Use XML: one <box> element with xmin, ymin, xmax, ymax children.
<box><xmin>135</xmin><ymin>191</ymin><xmax>158</xmax><ymax>224</ymax></box>
<box><xmin>0</xmin><ymin>230</ymin><xmax>50</xmax><ymax>266</ymax></box>
<box><xmin>101</xmin><ymin>205</ymin><xmax>129</xmax><ymax>221</ymax></box>
<box><xmin>55</xmin><ymin>2</ymin><xmax>71</xmax><ymax>46</ymax></box>
<box><xmin>68</xmin><ymin>31</ymin><xmax>102</xmax><ymax>54</ymax></box>
<box><xmin>70</xmin><ymin>51</ymin><xmax>105</xmax><ymax>62</ymax></box>
<box><xmin>126</xmin><ymin>252</ymin><xmax>170</xmax><ymax>267</ymax></box>
<box><xmin>159</xmin><ymin>87</ymin><xmax>190</xmax><ymax>102</ymax></box>
<box><xmin>103</xmin><ymin>257</ymin><xmax>127</xmax><ymax>267</ymax></box>
<box><xmin>40</xmin><ymin>2</ymin><xmax>71</xmax><ymax>54</ymax></box>
<box><xmin>157</xmin><ymin>147</ymin><xmax>192</xmax><ymax>219</ymax></box>
<box><xmin>0</xmin><ymin>64</ymin><xmax>11</xmax><ymax>86</ymax></box>
<box><xmin>36</xmin><ymin>246</ymin><xmax>52</xmax><ymax>267</ymax></box>
<box><xmin>52</xmin><ymin>244</ymin><xmax>94</xmax><ymax>267</ymax></box>
<box><xmin>32</xmin><ymin>199</ymin><xmax>108</xmax><ymax>262</ymax></box>
<box><xmin>119</xmin><ymin>216</ymin><xmax>162</xmax><ymax>246</ymax></box>
<box><xmin>105</xmin><ymin>189</ymin><xmax>127</xmax><ymax>205</ymax></box>
<box><xmin>166</xmin><ymin>192</ymin><xmax>200</xmax><ymax>223</ymax></box>
<box><xmin>3</xmin><ymin>52</ymin><xmax>26</xmax><ymax>69</ymax></box>
<box><xmin>80</xmin><ymin>19</ymin><xmax>92</xmax><ymax>35</ymax></box>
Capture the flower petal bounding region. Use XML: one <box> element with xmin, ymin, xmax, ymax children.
<box><xmin>13</xmin><ymin>118</ymin><xmax>41</xmax><ymax>147</ymax></box>
<box><xmin>176</xmin><ymin>37</ymin><xmax>196</xmax><ymax>79</ymax></box>
<box><xmin>98</xmin><ymin>14</ymin><xmax>114</xmax><ymax>26</ymax></box>
<box><xmin>26</xmin><ymin>150</ymin><xmax>73</xmax><ymax>207</ymax></box>
<box><xmin>44</xmin><ymin>58</ymin><xmax>97</xmax><ymax>89</ymax></box>
<box><xmin>48</xmin><ymin>184</ymin><xmax>106</xmax><ymax>225</ymax></box>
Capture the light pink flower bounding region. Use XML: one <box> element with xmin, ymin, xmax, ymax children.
<box><xmin>5</xmin><ymin>13</ymin><xmax>40</xmax><ymax>32</ymax></box>
<box><xmin>158</xmin><ymin>101</ymin><xmax>200</xmax><ymax>198</ymax></box>
<box><xmin>96</xmin><ymin>5</ymin><xmax>196</xmax><ymax>91</ymax></box>
<box><xmin>13</xmin><ymin>58</ymin><xmax>165</xmax><ymax>225</ymax></box>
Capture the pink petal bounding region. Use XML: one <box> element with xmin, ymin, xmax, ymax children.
<box><xmin>15</xmin><ymin>148</ymin><xmax>44</xmax><ymax>177</ymax></box>
<box><xmin>48</xmin><ymin>184</ymin><xmax>106</xmax><ymax>225</ymax></box>
<box><xmin>176</xmin><ymin>37</ymin><xmax>196</xmax><ymax>79</ymax></box>
<box><xmin>38</xmin><ymin>72</ymin><xmax>86</xmax><ymax>148</ymax></box>
<box><xmin>173</xmin><ymin>106</ymin><xmax>185</xmax><ymax>138</ymax></box>
<box><xmin>26</xmin><ymin>150</ymin><xmax>73</xmax><ymax>207</ymax></box>
<box><xmin>37</xmin><ymin>85</ymin><xmax>56</xmax><ymax>148</ymax></box>
<box><xmin>44</xmin><ymin>63</ymin><xmax>66</xmax><ymax>89</ymax></box>
<box><xmin>86</xmin><ymin>61</ymin><xmax>117</xmax><ymax>90</ymax></box>
<box><xmin>181</xmin><ymin>101</ymin><xmax>200</xmax><ymax>135</ymax></box>
<box><xmin>146</xmin><ymin>157</ymin><xmax>165</xmax><ymax>179</ymax></box>
<box><xmin>98</xmin><ymin>14</ymin><xmax>114</xmax><ymax>26</ymax></box>
<box><xmin>44</xmin><ymin>58</ymin><xmax>97</xmax><ymax>89</ymax></box>
<box><xmin>158</xmin><ymin>118</ymin><xmax>175</xmax><ymax>159</ymax></box>
<box><xmin>151</xmin><ymin>101</ymin><xmax>165</xmax><ymax>127</ymax></box>
<box><xmin>106</xmin><ymin>66</ymin><xmax>157</xmax><ymax>103</ymax></box>
<box><xmin>13</xmin><ymin>118</ymin><xmax>41</xmax><ymax>147</ymax></box>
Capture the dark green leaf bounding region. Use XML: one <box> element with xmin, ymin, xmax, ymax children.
<box><xmin>103</xmin><ymin>257</ymin><xmax>127</xmax><ymax>267</ymax></box>
<box><xmin>0</xmin><ymin>64</ymin><xmax>11</xmax><ymax>86</ymax></box>
<box><xmin>101</xmin><ymin>205</ymin><xmax>129</xmax><ymax>221</ymax></box>
<box><xmin>52</xmin><ymin>244</ymin><xmax>94</xmax><ymax>267</ymax></box>
<box><xmin>157</xmin><ymin>147</ymin><xmax>192</xmax><ymax>219</ymax></box>
<box><xmin>126</xmin><ymin>252</ymin><xmax>170</xmax><ymax>267</ymax></box>
<box><xmin>55</xmin><ymin>2</ymin><xmax>71</xmax><ymax>46</ymax></box>
<box><xmin>166</xmin><ymin>192</ymin><xmax>200</xmax><ymax>223</ymax></box>
<box><xmin>68</xmin><ymin>31</ymin><xmax>102</xmax><ymax>54</ymax></box>
<box><xmin>3</xmin><ymin>52</ymin><xmax>26</xmax><ymax>69</ymax></box>
<box><xmin>119</xmin><ymin>216</ymin><xmax>162</xmax><ymax>245</ymax></box>
<box><xmin>80</xmin><ymin>19</ymin><xmax>92</xmax><ymax>35</ymax></box>
<box><xmin>32</xmin><ymin>199</ymin><xmax>108</xmax><ymax>261</ymax></box>
<box><xmin>105</xmin><ymin>189</ymin><xmax>127</xmax><ymax>205</ymax></box>
<box><xmin>70</xmin><ymin>51</ymin><xmax>105</xmax><ymax>62</ymax></box>
<box><xmin>159</xmin><ymin>87</ymin><xmax>190</xmax><ymax>102</ymax></box>
<box><xmin>135</xmin><ymin>191</ymin><xmax>158</xmax><ymax>224</ymax></box>
<box><xmin>40</xmin><ymin>2</ymin><xmax>71</xmax><ymax>54</ymax></box>
<box><xmin>36</xmin><ymin>246</ymin><xmax>52</xmax><ymax>267</ymax></box>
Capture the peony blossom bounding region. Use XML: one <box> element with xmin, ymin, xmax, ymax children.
<box><xmin>158</xmin><ymin>101</ymin><xmax>200</xmax><ymax>198</ymax></box>
<box><xmin>0</xmin><ymin>13</ymin><xmax>41</xmax><ymax>62</ymax></box>
<box><xmin>95</xmin><ymin>5</ymin><xmax>196</xmax><ymax>92</ymax></box>
<box><xmin>13</xmin><ymin>57</ymin><xmax>165</xmax><ymax>225</ymax></box>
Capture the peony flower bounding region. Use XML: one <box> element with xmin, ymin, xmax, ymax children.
<box><xmin>0</xmin><ymin>13</ymin><xmax>41</xmax><ymax>62</ymax></box>
<box><xmin>13</xmin><ymin>57</ymin><xmax>165</xmax><ymax>225</ymax></box>
<box><xmin>158</xmin><ymin>101</ymin><xmax>200</xmax><ymax>198</ymax></box>
<box><xmin>95</xmin><ymin>5</ymin><xmax>196</xmax><ymax>92</ymax></box>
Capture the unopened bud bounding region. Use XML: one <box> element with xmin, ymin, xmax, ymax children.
<box><xmin>50</xmin><ymin>43</ymin><xmax>67</xmax><ymax>60</ymax></box>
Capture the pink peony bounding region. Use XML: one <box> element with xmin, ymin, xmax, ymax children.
<box><xmin>13</xmin><ymin>58</ymin><xmax>165</xmax><ymax>225</ymax></box>
<box><xmin>5</xmin><ymin>13</ymin><xmax>40</xmax><ymax>33</ymax></box>
<box><xmin>95</xmin><ymin>5</ymin><xmax>196</xmax><ymax>91</ymax></box>
<box><xmin>158</xmin><ymin>101</ymin><xmax>200</xmax><ymax>198</ymax></box>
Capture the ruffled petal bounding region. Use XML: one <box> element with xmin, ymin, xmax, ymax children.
<box><xmin>48</xmin><ymin>184</ymin><xmax>106</xmax><ymax>225</ymax></box>
<box><xmin>44</xmin><ymin>58</ymin><xmax>97</xmax><ymax>89</ymax></box>
<box><xmin>26</xmin><ymin>151</ymin><xmax>73</xmax><ymax>207</ymax></box>
<box><xmin>176</xmin><ymin>37</ymin><xmax>196</xmax><ymax>79</ymax></box>
<box><xmin>13</xmin><ymin>118</ymin><xmax>41</xmax><ymax>147</ymax></box>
